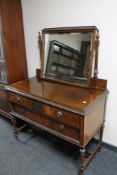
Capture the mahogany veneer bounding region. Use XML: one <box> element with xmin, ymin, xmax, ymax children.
<box><xmin>6</xmin><ymin>76</ymin><xmax>108</xmax><ymax>175</ymax></box>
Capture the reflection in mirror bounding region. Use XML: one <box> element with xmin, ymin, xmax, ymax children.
<box><xmin>43</xmin><ymin>32</ymin><xmax>92</xmax><ymax>83</ymax></box>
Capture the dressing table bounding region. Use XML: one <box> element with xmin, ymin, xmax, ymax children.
<box><xmin>6</xmin><ymin>26</ymin><xmax>108</xmax><ymax>175</ymax></box>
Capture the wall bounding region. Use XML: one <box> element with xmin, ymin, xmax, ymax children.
<box><xmin>21</xmin><ymin>0</ymin><xmax>117</xmax><ymax>147</ymax></box>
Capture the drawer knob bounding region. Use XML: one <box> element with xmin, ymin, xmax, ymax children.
<box><xmin>56</xmin><ymin>111</ymin><xmax>62</xmax><ymax>119</ymax></box>
<box><xmin>16</xmin><ymin>96</ymin><xmax>21</xmax><ymax>102</ymax></box>
<box><xmin>59</xmin><ymin>124</ymin><xmax>64</xmax><ymax>132</ymax></box>
<box><xmin>18</xmin><ymin>107</ymin><xmax>26</xmax><ymax>114</ymax></box>
<box><xmin>14</xmin><ymin>104</ymin><xmax>26</xmax><ymax>114</ymax></box>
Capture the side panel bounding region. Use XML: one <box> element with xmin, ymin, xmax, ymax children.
<box><xmin>83</xmin><ymin>97</ymin><xmax>106</xmax><ymax>146</ymax></box>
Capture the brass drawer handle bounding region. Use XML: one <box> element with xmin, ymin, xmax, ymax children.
<box><xmin>56</xmin><ymin>111</ymin><xmax>62</xmax><ymax>119</ymax></box>
<box><xmin>59</xmin><ymin>124</ymin><xmax>64</xmax><ymax>132</ymax></box>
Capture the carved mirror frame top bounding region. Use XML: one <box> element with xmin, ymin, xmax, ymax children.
<box><xmin>38</xmin><ymin>26</ymin><xmax>99</xmax><ymax>87</ymax></box>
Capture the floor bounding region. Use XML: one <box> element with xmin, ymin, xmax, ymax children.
<box><xmin>0</xmin><ymin>116</ymin><xmax>117</xmax><ymax>175</ymax></box>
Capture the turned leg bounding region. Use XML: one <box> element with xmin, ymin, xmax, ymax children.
<box><xmin>99</xmin><ymin>124</ymin><xmax>105</xmax><ymax>151</ymax></box>
<box><xmin>79</xmin><ymin>148</ymin><xmax>85</xmax><ymax>175</ymax></box>
<box><xmin>12</xmin><ymin>117</ymin><xmax>18</xmax><ymax>139</ymax></box>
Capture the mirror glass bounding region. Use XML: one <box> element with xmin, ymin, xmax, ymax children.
<box><xmin>41</xmin><ymin>29</ymin><xmax>95</xmax><ymax>85</ymax></box>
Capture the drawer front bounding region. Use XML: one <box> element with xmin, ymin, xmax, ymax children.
<box><xmin>8</xmin><ymin>92</ymin><xmax>33</xmax><ymax>110</ymax></box>
<box><xmin>42</xmin><ymin>104</ymin><xmax>80</xmax><ymax>129</ymax></box>
<box><xmin>13</xmin><ymin>104</ymin><xmax>80</xmax><ymax>142</ymax></box>
<box><xmin>8</xmin><ymin>93</ymin><xmax>43</xmax><ymax>113</ymax></box>
<box><xmin>8</xmin><ymin>92</ymin><xmax>80</xmax><ymax>129</ymax></box>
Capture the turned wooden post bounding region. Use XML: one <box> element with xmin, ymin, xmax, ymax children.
<box><xmin>12</xmin><ymin>117</ymin><xmax>18</xmax><ymax>139</ymax></box>
<box><xmin>99</xmin><ymin>124</ymin><xmax>105</xmax><ymax>151</ymax></box>
<box><xmin>94</xmin><ymin>30</ymin><xmax>100</xmax><ymax>87</ymax></box>
<box><xmin>79</xmin><ymin>148</ymin><xmax>85</xmax><ymax>175</ymax></box>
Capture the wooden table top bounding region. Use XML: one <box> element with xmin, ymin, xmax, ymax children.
<box><xmin>6</xmin><ymin>77</ymin><xmax>108</xmax><ymax>115</ymax></box>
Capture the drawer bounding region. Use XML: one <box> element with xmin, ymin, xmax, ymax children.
<box><xmin>42</xmin><ymin>104</ymin><xmax>80</xmax><ymax>129</ymax></box>
<box><xmin>12</xmin><ymin>103</ymin><xmax>80</xmax><ymax>142</ymax></box>
<box><xmin>8</xmin><ymin>92</ymin><xmax>33</xmax><ymax>110</ymax></box>
<box><xmin>8</xmin><ymin>92</ymin><xmax>80</xmax><ymax>129</ymax></box>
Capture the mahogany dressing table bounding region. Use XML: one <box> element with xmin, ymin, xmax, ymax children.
<box><xmin>6</xmin><ymin>26</ymin><xmax>108</xmax><ymax>175</ymax></box>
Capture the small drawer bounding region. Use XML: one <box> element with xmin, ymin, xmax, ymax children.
<box><xmin>12</xmin><ymin>103</ymin><xmax>80</xmax><ymax>142</ymax></box>
<box><xmin>42</xmin><ymin>104</ymin><xmax>80</xmax><ymax>129</ymax></box>
<box><xmin>8</xmin><ymin>92</ymin><xmax>32</xmax><ymax>110</ymax></box>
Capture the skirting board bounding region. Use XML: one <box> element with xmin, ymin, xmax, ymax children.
<box><xmin>92</xmin><ymin>138</ymin><xmax>117</xmax><ymax>152</ymax></box>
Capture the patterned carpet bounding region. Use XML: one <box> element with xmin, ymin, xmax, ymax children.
<box><xmin>0</xmin><ymin>116</ymin><xmax>117</xmax><ymax>175</ymax></box>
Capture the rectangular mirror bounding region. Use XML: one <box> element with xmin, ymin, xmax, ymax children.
<box><xmin>39</xmin><ymin>26</ymin><xmax>98</xmax><ymax>86</ymax></box>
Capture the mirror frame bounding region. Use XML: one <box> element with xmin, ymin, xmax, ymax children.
<box><xmin>38</xmin><ymin>26</ymin><xmax>99</xmax><ymax>87</ymax></box>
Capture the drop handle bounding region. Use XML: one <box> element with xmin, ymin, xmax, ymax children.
<box><xmin>56</xmin><ymin>111</ymin><xmax>62</xmax><ymax>119</ymax></box>
<box><xmin>59</xmin><ymin>124</ymin><xmax>64</xmax><ymax>132</ymax></box>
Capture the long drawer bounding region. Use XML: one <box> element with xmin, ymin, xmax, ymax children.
<box><xmin>8</xmin><ymin>92</ymin><xmax>81</xmax><ymax>129</ymax></box>
<box><xmin>12</xmin><ymin>103</ymin><xmax>80</xmax><ymax>142</ymax></box>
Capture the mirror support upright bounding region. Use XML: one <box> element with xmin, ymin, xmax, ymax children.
<box><xmin>94</xmin><ymin>30</ymin><xmax>100</xmax><ymax>87</ymax></box>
